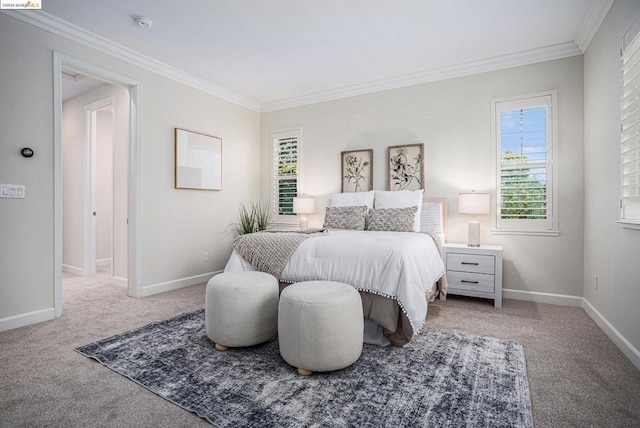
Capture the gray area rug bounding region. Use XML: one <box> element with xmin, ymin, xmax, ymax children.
<box><xmin>76</xmin><ymin>309</ymin><xmax>533</xmax><ymax>427</ymax></box>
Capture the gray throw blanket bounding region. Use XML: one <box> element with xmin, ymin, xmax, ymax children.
<box><xmin>233</xmin><ymin>228</ymin><xmax>328</xmax><ymax>278</ymax></box>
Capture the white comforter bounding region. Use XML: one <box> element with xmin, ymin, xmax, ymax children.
<box><xmin>225</xmin><ymin>230</ymin><xmax>445</xmax><ymax>335</ymax></box>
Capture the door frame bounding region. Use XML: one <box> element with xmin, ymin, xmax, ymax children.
<box><xmin>84</xmin><ymin>97</ymin><xmax>114</xmax><ymax>277</ymax></box>
<box><xmin>53</xmin><ymin>52</ymin><xmax>143</xmax><ymax>317</ymax></box>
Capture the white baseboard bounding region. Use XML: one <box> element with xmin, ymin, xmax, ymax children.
<box><xmin>0</xmin><ymin>308</ymin><xmax>55</xmax><ymax>332</ymax></box>
<box><xmin>62</xmin><ymin>264</ymin><xmax>84</xmax><ymax>276</ymax></box>
<box><xmin>502</xmin><ymin>288</ymin><xmax>583</xmax><ymax>307</ymax></box>
<box><xmin>96</xmin><ymin>258</ymin><xmax>112</xmax><ymax>267</ymax></box>
<box><xmin>141</xmin><ymin>271</ymin><xmax>220</xmax><ymax>297</ymax></box>
<box><xmin>113</xmin><ymin>276</ymin><xmax>128</xmax><ymax>287</ymax></box>
<box><xmin>582</xmin><ymin>298</ymin><xmax>640</xmax><ymax>371</ymax></box>
<box><xmin>0</xmin><ymin>271</ymin><xmax>215</xmax><ymax>332</ymax></box>
<box><xmin>505</xmin><ymin>289</ymin><xmax>640</xmax><ymax>370</ymax></box>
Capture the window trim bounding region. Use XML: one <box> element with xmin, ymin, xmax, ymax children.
<box><xmin>271</xmin><ymin>128</ymin><xmax>302</xmax><ymax>224</ymax></box>
<box><xmin>491</xmin><ymin>91</ymin><xmax>559</xmax><ymax>236</ymax></box>
<box><xmin>619</xmin><ymin>16</ymin><xmax>640</xmax><ymax>229</ymax></box>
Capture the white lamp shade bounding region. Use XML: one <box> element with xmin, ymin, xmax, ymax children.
<box><xmin>293</xmin><ymin>197</ymin><xmax>315</xmax><ymax>214</ymax></box>
<box><xmin>458</xmin><ymin>192</ymin><xmax>490</xmax><ymax>215</ymax></box>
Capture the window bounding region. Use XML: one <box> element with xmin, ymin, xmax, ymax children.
<box><xmin>492</xmin><ymin>92</ymin><xmax>558</xmax><ymax>234</ymax></box>
<box><xmin>272</xmin><ymin>129</ymin><xmax>300</xmax><ymax>218</ymax></box>
<box><xmin>621</xmin><ymin>24</ymin><xmax>640</xmax><ymax>224</ymax></box>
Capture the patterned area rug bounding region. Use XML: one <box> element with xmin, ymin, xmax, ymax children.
<box><xmin>76</xmin><ymin>309</ymin><xmax>533</xmax><ymax>427</ymax></box>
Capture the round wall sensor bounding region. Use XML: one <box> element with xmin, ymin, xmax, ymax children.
<box><xmin>135</xmin><ymin>16</ymin><xmax>152</xmax><ymax>29</ymax></box>
<box><xmin>21</xmin><ymin>147</ymin><xmax>34</xmax><ymax>158</ymax></box>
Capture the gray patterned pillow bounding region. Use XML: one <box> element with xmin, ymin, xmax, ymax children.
<box><xmin>367</xmin><ymin>206</ymin><xmax>418</xmax><ymax>232</ymax></box>
<box><xmin>323</xmin><ymin>206</ymin><xmax>368</xmax><ymax>230</ymax></box>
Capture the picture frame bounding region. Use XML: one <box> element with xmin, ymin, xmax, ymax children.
<box><xmin>387</xmin><ymin>143</ymin><xmax>424</xmax><ymax>191</ymax></box>
<box><xmin>175</xmin><ymin>128</ymin><xmax>222</xmax><ymax>190</ymax></box>
<box><xmin>341</xmin><ymin>149</ymin><xmax>373</xmax><ymax>192</ymax></box>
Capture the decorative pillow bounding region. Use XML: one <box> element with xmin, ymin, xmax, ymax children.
<box><xmin>366</xmin><ymin>206</ymin><xmax>418</xmax><ymax>232</ymax></box>
<box><xmin>420</xmin><ymin>201</ymin><xmax>444</xmax><ymax>234</ymax></box>
<box><xmin>374</xmin><ymin>189</ymin><xmax>424</xmax><ymax>232</ymax></box>
<box><xmin>323</xmin><ymin>206</ymin><xmax>368</xmax><ymax>230</ymax></box>
<box><xmin>331</xmin><ymin>191</ymin><xmax>375</xmax><ymax>209</ymax></box>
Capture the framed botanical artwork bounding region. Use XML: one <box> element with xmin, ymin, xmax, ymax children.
<box><xmin>387</xmin><ymin>143</ymin><xmax>424</xmax><ymax>191</ymax></box>
<box><xmin>175</xmin><ymin>128</ymin><xmax>222</xmax><ymax>190</ymax></box>
<box><xmin>341</xmin><ymin>149</ymin><xmax>373</xmax><ymax>192</ymax></box>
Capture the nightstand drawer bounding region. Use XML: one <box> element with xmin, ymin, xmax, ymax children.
<box><xmin>447</xmin><ymin>271</ymin><xmax>495</xmax><ymax>293</ymax></box>
<box><xmin>446</xmin><ymin>253</ymin><xmax>495</xmax><ymax>274</ymax></box>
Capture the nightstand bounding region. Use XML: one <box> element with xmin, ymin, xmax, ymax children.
<box><xmin>441</xmin><ymin>243</ymin><xmax>503</xmax><ymax>308</ymax></box>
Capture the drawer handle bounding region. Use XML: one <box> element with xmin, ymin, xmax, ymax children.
<box><xmin>461</xmin><ymin>262</ymin><xmax>479</xmax><ymax>265</ymax></box>
<box><xmin>461</xmin><ymin>280</ymin><xmax>479</xmax><ymax>284</ymax></box>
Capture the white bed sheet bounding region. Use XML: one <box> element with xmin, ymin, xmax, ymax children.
<box><xmin>225</xmin><ymin>230</ymin><xmax>445</xmax><ymax>335</ymax></box>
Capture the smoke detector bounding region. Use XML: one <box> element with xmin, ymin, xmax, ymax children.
<box><xmin>134</xmin><ymin>16</ymin><xmax>152</xmax><ymax>30</ymax></box>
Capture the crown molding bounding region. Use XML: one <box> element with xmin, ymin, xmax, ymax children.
<box><xmin>574</xmin><ymin>0</ymin><xmax>615</xmax><ymax>52</ymax></box>
<box><xmin>262</xmin><ymin>42</ymin><xmax>582</xmax><ymax>112</ymax></box>
<box><xmin>2</xmin><ymin>8</ymin><xmax>592</xmax><ymax>115</ymax></box>
<box><xmin>2</xmin><ymin>10</ymin><xmax>261</xmax><ymax>112</ymax></box>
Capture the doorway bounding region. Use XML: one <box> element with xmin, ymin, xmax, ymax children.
<box><xmin>61</xmin><ymin>92</ymin><xmax>118</xmax><ymax>280</ymax></box>
<box><xmin>61</xmin><ymin>78</ymin><xmax>125</xmax><ymax>283</ymax></box>
<box><xmin>53</xmin><ymin>53</ymin><xmax>142</xmax><ymax>317</ymax></box>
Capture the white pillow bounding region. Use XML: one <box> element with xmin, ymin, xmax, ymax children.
<box><xmin>374</xmin><ymin>189</ymin><xmax>424</xmax><ymax>232</ymax></box>
<box><xmin>420</xmin><ymin>201</ymin><xmax>444</xmax><ymax>234</ymax></box>
<box><xmin>331</xmin><ymin>190</ymin><xmax>375</xmax><ymax>209</ymax></box>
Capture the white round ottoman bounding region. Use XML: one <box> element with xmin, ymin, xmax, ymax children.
<box><xmin>205</xmin><ymin>271</ymin><xmax>279</xmax><ymax>351</ymax></box>
<box><xmin>278</xmin><ymin>281</ymin><xmax>363</xmax><ymax>376</ymax></box>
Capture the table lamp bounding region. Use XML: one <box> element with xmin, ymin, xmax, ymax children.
<box><xmin>293</xmin><ymin>196</ymin><xmax>315</xmax><ymax>229</ymax></box>
<box><xmin>458</xmin><ymin>191</ymin><xmax>490</xmax><ymax>247</ymax></box>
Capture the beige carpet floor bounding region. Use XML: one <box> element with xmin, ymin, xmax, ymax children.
<box><xmin>1</xmin><ymin>270</ymin><xmax>639</xmax><ymax>427</ymax></box>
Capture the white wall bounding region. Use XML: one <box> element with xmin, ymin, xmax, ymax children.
<box><xmin>62</xmin><ymin>93</ymin><xmax>87</xmax><ymax>273</ymax></box>
<box><xmin>583</xmin><ymin>0</ymin><xmax>640</xmax><ymax>361</ymax></box>
<box><xmin>0</xmin><ymin>13</ymin><xmax>261</xmax><ymax>326</ymax></box>
<box><xmin>138</xmin><ymin>76</ymin><xmax>261</xmax><ymax>289</ymax></box>
<box><xmin>261</xmin><ymin>56</ymin><xmax>585</xmax><ymax>298</ymax></box>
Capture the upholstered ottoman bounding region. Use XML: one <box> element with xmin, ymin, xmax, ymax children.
<box><xmin>278</xmin><ymin>281</ymin><xmax>363</xmax><ymax>375</ymax></box>
<box><xmin>205</xmin><ymin>271</ymin><xmax>279</xmax><ymax>351</ymax></box>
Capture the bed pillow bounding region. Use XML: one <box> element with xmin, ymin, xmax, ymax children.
<box><xmin>374</xmin><ymin>189</ymin><xmax>424</xmax><ymax>232</ymax></box>
<box><xmin>367</xmin><ymin>207</ymin><xmax>418</xmax><ymax>232</ymax></box>
<box><xmin>420</xmin><ymin>201</ymin><xmax>444</xmax><ymax>234</ymax></box>
<box><xmin>331</xmin><ymin>190</ymin><xmax>375</xmax><ymax>208</ymax></box>
<box><xmin>323</xmin><ymin>205</ymin><xmax>368</xmax><ymax>230</ymax></box>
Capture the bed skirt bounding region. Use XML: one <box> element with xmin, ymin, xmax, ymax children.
<box><xmin>279</xmin><ymin>280</ymin><xmax>444</xmax><ymax>347</ymax></box>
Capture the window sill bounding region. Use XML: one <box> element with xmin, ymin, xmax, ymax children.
<box><xmin>269</xmin><ymin>221</ymin><xmax>299</xmax><ymax>230</ymax></box>
<box><xmin>616</xmin><ymin>220</ymin><xmax>640</xmax><ymax>230</ymax></box>
<box><xmin>491</xmin><ymin>229</ymin><xmax>560</xmax><ymax>237</ymax></box>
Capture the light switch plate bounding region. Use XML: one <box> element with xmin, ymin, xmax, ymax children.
<box><xmin>0</xmin><ymin>184</ymin><xmax>26</xmax><ymax>199</ymax></box>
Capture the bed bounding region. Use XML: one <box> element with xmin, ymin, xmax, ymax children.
<box><xmin>225</xmin><ymin>190</ymin><xmax>447</xmax><ymax>346</ymax></box>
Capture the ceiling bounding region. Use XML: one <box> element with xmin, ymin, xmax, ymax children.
<box><xmin>33</xmin><ymin>1</ymin><xmax>610</xmax><ymax>110</ymax></box>
<box><xmin>61</xmin><ymin>68</ymin><xmax>106</xmax><ymax>101</ymax></box>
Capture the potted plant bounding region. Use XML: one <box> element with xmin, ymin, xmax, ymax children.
<box><xmin>234</xmin><ymin>200</ymin><xmax>269</xmax><ymax>235</ymax></box>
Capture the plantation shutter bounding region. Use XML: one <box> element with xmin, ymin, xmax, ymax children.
<box><xmin>621</xmin><ymin>28</ymin><xmax>640</xmax><ymax>222</ymax></box>
<box><xmin>495</xmin><ymin>94</ymin><xmax>554</xmax><ymax>232</ymax></box>
<box><xmin>272</xmin><ymin>130</ymin><xmax>299</xmax><ymax>216</ymax></box>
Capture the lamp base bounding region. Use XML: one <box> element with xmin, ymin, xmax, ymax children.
<box><xmin>299</xmin><ymin>216</ymin><xmax>308</xmax><ymax>230</ymax></box>
<box><xmin>467</xmin><ymin>221</ymin><xmax>480</xmax><ymax>247</ymax></box>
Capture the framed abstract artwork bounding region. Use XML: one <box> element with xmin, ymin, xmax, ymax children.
<box><xmin>387</xmin><ymin>143</ymin><xmax>424</xmax><ymax>191</ymax></box>
<box><xmin>175</xmin><ymin>128</ymin><xmax>222</xmax><ymax>190</ymax></box>
<box><xmin>341</xmin><ymin>149</ymin><xmax>373</xmax><ymax>192</ymax></box>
